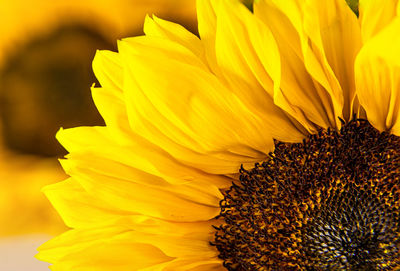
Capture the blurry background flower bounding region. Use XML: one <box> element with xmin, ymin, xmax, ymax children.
<box><xmin>0</xmin><ymin>0</ymin><xmax>196</xmax><ymax>270</ymax></box>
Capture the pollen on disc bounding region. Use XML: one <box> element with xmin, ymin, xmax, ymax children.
<box><xmin>212</xmin><ymin>119</ymin><xmax>400</xmax><ymax>270</ymax></box>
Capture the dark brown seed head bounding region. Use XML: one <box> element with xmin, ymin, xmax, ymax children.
<box><xmin>212</xmin><ymin>119</ymin><xmax>400</xmax><ymax>270</ymax></box>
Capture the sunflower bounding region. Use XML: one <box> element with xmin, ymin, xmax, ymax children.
<box><xmin>37</xmin><ymin>0</ymin><xmax>400</xmax><ymax>270</ymax></box>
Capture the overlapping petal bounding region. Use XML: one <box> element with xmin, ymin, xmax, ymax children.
<box><xmin>37</xmin><ymin>214</ymin><xmax>222</xmax><ymax>270</ymax></box>
<box><xmin>37</xmin><ymin>226</ymin><xmax>175</xmax><ymax>271</ymax></box>
<box><xmin>197</xmin><ymin>0</ymin><xmax>220</xmax><ymax>74</ymax></box>
<box><xmin>118</xmin><ymin>36</ymin><xmax>275</xmax><ymax>172</ymax></box>
<box><xmin>56</xmin><ymin>127</ymin><xmax>228</xmax><ymax>220</ymax></box>
<box><xmin>255</xmin><ymin>0</ymin><xmax>361</xmax><ymax>129</ymax></box>
<box><xmin>355</xmin><ymin>17</ymin><xmax>400</xmax><ymax>135</ymax></box>
<box><xmin>93</xmin><ymin>47</ymin><xmax>263</xmax><ymax>174</ymax></box>
<box><xmin>143</xmin><ymin>15</ymin><xmax>206</xmax><ymax>65</ymax></box>
<box><xmin>359</xmin><ymin>0</ymin><xmax>400</xmax><ymax>42</ymax></box>
<box><xmin>214</xmin><ymin>0</ymin><xmax>308</xmax><ymax>142</ymax></box>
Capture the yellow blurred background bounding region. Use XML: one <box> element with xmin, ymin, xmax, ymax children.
<box><xmin>0</xmin><ymin>1</ymin><xmax>196</xmax><ymax>270</ymax></box>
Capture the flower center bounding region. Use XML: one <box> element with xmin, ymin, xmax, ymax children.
<box><xmin>212</xmin><ymin>119</ymin><xmax>400</xmax><ymax>270</ymax></box>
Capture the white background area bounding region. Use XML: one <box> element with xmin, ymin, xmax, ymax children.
<box><xmin>0</xmin><ymin>235</ymin><xmax>51</xmax><ymax>271</ymax></box>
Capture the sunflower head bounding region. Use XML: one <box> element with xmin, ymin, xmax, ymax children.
<box><xmin>35</xmin><ymin>0</ymin><xmax>400</xmax><ymax>270</ymax></box>
<box><xmin>213</xmin><ymin>119</ymin><xmax>400</xmax><ymax>270</ymax></box>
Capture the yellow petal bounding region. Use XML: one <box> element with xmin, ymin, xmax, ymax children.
<box><xmin>37</xmin><ymin>227</ymin><xmax>173</xmax><ymax>271</ymax></box>
<box><xmin>57</xmin><ymin>126</ymin><xmax>231</xmax><ymax>189</ymax></box>
<box><xmin>121</xmin><ymin>231</ymin><xmax>216</xmax><ymax>259</ymax></box>
<box><xmin>119</xmin><ymin>215</ymin><xmax>216</xmax><ymax>238</ymax></box>
<box><xmin>398</xmin><ymin>0</ymin><xmax>400</xmax><ymax>14</ymax></box>
<box><xmin>38</xmin><ymin>217</ymin><xmax>220</xmax><ymax>270</ymax></box>
<box><xmin>118</xmin><ymin>37</ymin><xmax>273</xmax><ymax>173</ymax></box>
<box><xmin>215</xmin><ymin>0</ymin><xmax>306</xmax><ymax>142</ymax></box>
<box><xmin>100</xmin><ymin>216</ymin><xmax>219</xmax><ymax>259</ymax></box>
<box><xmin>61</xmin><ymin>153</ymin><xmax>223</xmax><ymax>209</ymax></box>
<box><xmin>91</xmin><ymin>86</ymin><xmax>132</xmax><ymax>144</ymax></box>
<box><xmin>92</xmin><ymin>50</ymin><xmax>123</xmax><ymax>91</ymax></box>
<box><xmin>196</xmin><ymin>0</ymin><xmax>220</xmax><ymax>73</ymax></box>
<box><xmin>359</xmin><ymin>0</ymin><xmax>399</xmax><ymax>43</ymax></box>
<box><xmin>141</xmin><ymin>257</ymin><xmax>224</xmax><ymax>271</ymax></box>
<box><xmin>255</xmin><ymin>0</ymin><xmax>361</xmax><ymax>128</ymax></box>
<box><xmin>143</xmin><ymin>15</ymin><xmax>206</xmax><ymax>63</ymax></box>
<box><xmin>122</xmin><ymin>35</ymin><xmax>208</xmax><ymax>70</ymax></box>
<box><xmin>60</xmin><ymin>158</ymin><xmax>221</xmax><ymax>222</ymax></box>
<box><xmin>43</xmin><ymin>178</ymin><xmax>132</xmax><ymax>228</ymax></box>
<box><xmin>56</xmin><ymin>126</ymin><xmax>110</xmax><ymax>154</ymax></box>
<box><xmin>254</xmin><ymin>0</ymin><xmax>335</xmax><ymax>131</ymax></box>
<box><xmin>355</xmin><ymin>18</ymin><xmax>400</xmax><ymax>134</ymax></box>
<box><xmin>303</xmin><ymin>0</ymin><xmax>361</xmax><ymax>121</ymax></box>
